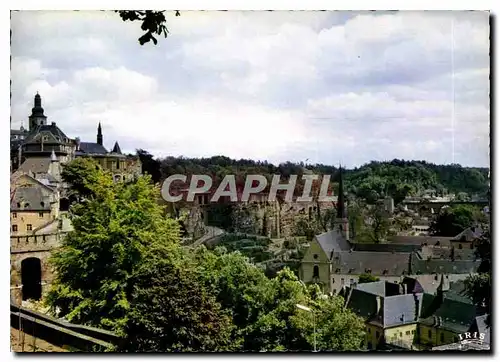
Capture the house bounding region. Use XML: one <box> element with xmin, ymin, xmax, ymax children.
<box><xmin>343</xmin><ymin>281</ymin><xmax>423</xmax><ymax>350</ymax></box>
<box><xmin>344</xmin><ymin>278</ymin><xmax>489</xmax><ymax>351</ymax></box>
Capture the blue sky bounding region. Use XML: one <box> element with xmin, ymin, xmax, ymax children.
<box><xmin>10</xmin><ymin>10</ymin><xmax>490</xmax><ymax>168</ymax></box>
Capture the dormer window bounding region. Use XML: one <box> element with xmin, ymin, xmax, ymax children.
<box><xmin>313</xmin><ymin>254</ymin><xmax>318</xmax><ymax>260</ymax></box>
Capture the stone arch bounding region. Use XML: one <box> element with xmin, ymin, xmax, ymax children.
<box><xmin>21</xmin><ymin>257</ymin><xmax>42</xmax><ymax>301</ymax></box>
<box><xmin>114</xmin><ymin>174</ymin><xmax>121</xmax><ymax>182</ymax></box>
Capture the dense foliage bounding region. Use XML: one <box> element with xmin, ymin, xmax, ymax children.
<box><xmin>429</xmin><ymin>205</ymin><xmax>488</xmax><ymax>237</ymax></box>
<box><xmin>47</xmin><ymin>159</ymin><xmax>366</xmax><ymax>352</ymax></box>
<box><xmin>154</xmin><ymin>155</ymin><xmax>489</xmax><ymax>204</ymax></box>
<box><xmin>464</xmin><ymin>229</ymin><xmax>491</xmax><ymax>326</ymax></box>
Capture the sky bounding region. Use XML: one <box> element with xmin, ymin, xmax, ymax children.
<box><xmin>10</xmin><ymin>10</ymin><xmax>490</xmax><ymax>168</ymax></box>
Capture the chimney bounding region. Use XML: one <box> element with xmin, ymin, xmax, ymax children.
<box><xmin>75</xmin><ymin>137</ymin><xmax>80</xmax><ymax>151</ymax></box>
<box><xmin>51</xmin><ymin>122</ymin><xmax>56</xmax><ymax>126</ymax></box>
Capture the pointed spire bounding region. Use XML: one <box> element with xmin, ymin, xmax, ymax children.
<box><xmin>112</xmin><ymin>141</ymin><xmax>122</xmax><ymax>154</ymax></box>
<box><xmin>337</xmin><ymin>164</ymin><xmax>346</xmax><ymax>219</ymax></box>
<box><xmin>97</xmin><ymin>122</ymin><xmax>103</xmax><ymax>146</ymax></box>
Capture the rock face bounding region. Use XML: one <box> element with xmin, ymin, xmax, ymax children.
<box><xmin>182</xmin><ymin>199</ymin><xmax>337</xmax><ymax>239</ymax></box>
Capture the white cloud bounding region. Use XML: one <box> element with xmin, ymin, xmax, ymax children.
<box><xmin>10</xmin><ymin>10</ymin><xmax>490</xmax><ymax>167</ymax></box>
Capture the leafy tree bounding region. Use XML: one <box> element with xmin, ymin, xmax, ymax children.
<box><xmin>308</xmin><ymin>295</ymin><xmax>365</xmax><ymax>351</ymax></box>
<box><xmin>429</xmin><ymin>205</ymin><xmax>487</xmax><ymax>237</ymax></box>
<box><xmin>47</xmin><ymin>162</ymin><xmax>181</xmax><ymax>333</ymax></box>
<box><xmin>136</xmin><ymin>149</ymin><xmax>161</xmax><ymax>184</ymax></box>
<box><xmin>192</xmin><ymin>248</ymin><xmax>365</xmax><ymax>351</ymax></box>
<box><xmin>464</xmin><ymin>230</ymin><xmax>491</xmax><ymax>326</ymax></box>
<box><xmin>121</xmin><ymin>255</ymin><xmax>235</xmax><ymax>352</ymax></box>
<box><xmin>116</xmin><ymin>10</ymin><xmax>180</xmax><ymax>45</ymax></box>
<box><xmin>61</xmin><ymin>157</ymin><xmax>106</xmax><ymax>200</ymax></box>
<box><xmin>356</xmin><ymin>205</ymin><xmax>391</xmax><ymax>243</ymax></box>
<box><xmin>358</xmin><ymin>274</ymin><xmax>380</xmax><ymax>284</ymax></box>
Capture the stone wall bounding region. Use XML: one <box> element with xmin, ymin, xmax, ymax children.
<box><xmin>10</xmin><ymin>233</ymin><xmax>65</xmax><ymax>305</ymax></box>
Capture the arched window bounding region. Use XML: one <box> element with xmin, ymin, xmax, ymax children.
<box><xmin>313</xmin><ymin>265</ymin><xmax>319</xmax><ymax>278</ymax></box>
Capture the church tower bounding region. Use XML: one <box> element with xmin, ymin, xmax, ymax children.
<box><xmin>335</xmin><ymin>165</ymin><xmax>349</xmax><ymax>241</ymax></box>
<box><xmin>28</xmin><ymin>93</ymin><xmax>47</xmax><ymax>131</ymax></box>
<box><xmin>97</xmin><ymin>122</ymin><xmax>103</xmax><ymax>146</ymax></box>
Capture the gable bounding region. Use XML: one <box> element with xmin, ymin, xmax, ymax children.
<box><xmin>302</xmin><ymin>239</ymin><xmax>329</xmax><ymax>263</ymax></box>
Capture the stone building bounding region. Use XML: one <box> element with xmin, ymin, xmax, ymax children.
<box><xmin>299</xmin><ymin>167</ymin><xmax>481</xmax><ymax>295</ymax></box>
<box><xmin>10</xmin><ymin>169</ymin><xmax>72</xmax><ymax>304</ymax></box>
<box><xmin>344</xmin><ymin>278</ymin><xmax>488</xmax><ymax>351</ymax></box>
<box><xmin>74</xmin><ymin>123</ymin><xmax>142</xmax><ymax>182</ymax></box>
<box><xmin>11</xmin><ymin>93</ymin><xmax>141</xmax><ymax>181</ymax></box>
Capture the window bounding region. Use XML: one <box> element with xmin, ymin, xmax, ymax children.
<box><xmin>313</xmin><ymin>254</ymin><xmax>318</xmax><ymax>260</ymax></box>
<box><xmin>12</xmin><ymin>225</ymin><xmax>18</xmax><ymax>232</ymax></box>
<box><xmin>332</xmin><ymin>278</ymin><xmax>335</xmax><ymax>284</ymax></box>
<box><xmin>458</xmin><ymin>244</ymin><xmax>463</xmax><ymax>249</ymax></box>
<box><xmin>27</xmin><ymin>224</ymin><xmax>32</xmax><ymax>231</ymax></box>
<box><xmin>313</xmin><ymin>265</ymin><xmax>319</xmax><ymax>278</ymax></box>
<box><xmin>376</xmin><ymin>331</ymin><xmax>380</xmax><ymax>339</ymax></box>
<box><xmin>428</xmin><ymin>330</ymin><xmax>432</xmax><ymax>339</ymax></box>
<box><xmin>406</xmin><ymin>331</ymin><xmax>410</xmax><ymax>336</ymax></box>
<box><xmin>116</xmin><ymin>159</ymin><xmax>120</xmax><ymax>169</ymax></box>
<box><xmin>368</xmin><ymin>328</ymin><xmax>371</xmax><ymax>333</ymax></box>
<box><xmin>411</xmin><ymin>330</ymin><xmax>415</xmax><ymax>335</ymax></box>
<box><xmin>12</xmin><ymin>212</ymin><xmax>17</xmax><ymax>219</ymax></box>
<box><xmin>400</xmin><ymin>332</ymin><xmax>403</xmax><ymax>337</ymax></box>
<box><xmin>341</xmin><ymin>278</ymin><xmax>345</xmax><ymax>285</ymax></box>
<box><xmin>350</xmin><ymin>279</ymin><xmax>355</xmax><ymax>285</ymax></box>
<box><xmin>39</xmin><ymin>212</ymin><xmax>44</xmax><ymax>218</ymax></box>
<box><xmin>440</xmin><ymin>333</ymin><xmax>444</xmax><ymax>343</ymax></box>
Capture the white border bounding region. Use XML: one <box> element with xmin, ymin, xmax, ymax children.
<box><xmin>2</xmin><ymin>1</ymin><xmax>497</xmax><ymax>362</ymax></box>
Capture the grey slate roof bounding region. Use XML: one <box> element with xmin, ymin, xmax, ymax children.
<box><xmin>24</xmin><ymin>123</ymin><xmax>71</xmax><ymax>144</ymax></box>
<box><xmin>410</xmin><ymin>252</ymin><xmax>480</xmax><ymax>274</ymax></box>
<box><xmin>352</xmin><ymin>243</ymin><xmax>420</xmax><ymax>253</ymax></box>
<box><xmin>346</xmin><ymin>282</ymin><xmax>423</xmax><ymax>328</ymax></box>
<box><xmin>17</xmin><ymin>158</ymin><xmax>51</xmax><ymax>174</ymax></box>
<box><xmin>355</xmin><ymin>281</ymin><xmax>387</xmax><ymax>297</ymax></box>
<box><xmin>11</xmin><ymin>187</ymin><xmax>52</xmax><ymax>211</ymax></box>
<box><xmin>421</xmin><ymin>246</ymin><xmax>476</xmax><ymax>260</ymax></box>
<box><xmin>315</xmin><ymin>229</ymin><xmax>350</xmax><ymax>257</ymax></box>
<box><xmin>383</xmin><ymin>293</ymin><xmax>423</xmax><ymax>327</ymax></box>
<box><xmin>111</xmin><ymin>141</ymin><xmax>122</xmax><ymax>154</ymax></box>
<box><xmin>345</xmin><ymin>288</ymin><xmax>378</xmax><ymax>319</ymax></box>
<box><xmin>452</xmin><ymin>226</ymin><xmax>484</xmax><ymax>241</ymax></box>
<box><xmin>419</xmin><ymin>298</ymin><xmax>479</xmax><ymax>333</ymax></box>
<box><xmin>77</xmin><ymin>142</ymin><xmax>108</xmax><ymax>155</ymax></box>
<box><xmin>389</xmin><ymin>235</ymin><xmax>453</xmax><ymax>246</ymax></box>
<box><xmin>331</xmin><ymin>251</ymin><xmax>410</xmax><ymax>275</ymax></box>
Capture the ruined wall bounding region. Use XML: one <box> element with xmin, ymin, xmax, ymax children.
<box><xmin>10</xmin><ymin>233</ymin><xmax>65</xmax><ymax>304</ymax></box>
